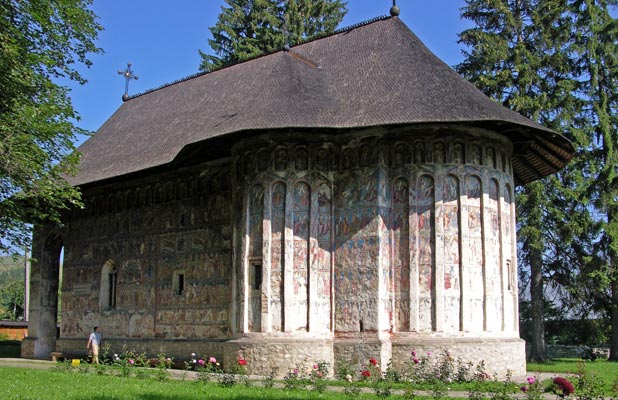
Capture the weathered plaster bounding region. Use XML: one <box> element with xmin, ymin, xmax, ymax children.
<box><xmin>27</xmin><ymin>127</ymin><xmax>524</xmax><ymax>377</ymax></box>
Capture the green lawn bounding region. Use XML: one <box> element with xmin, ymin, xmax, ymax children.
<box><xmin>1</xmin><ymin>358</ymin><xmax>617</xmax><ymax>399</ymax></box>
<box><xmin>527</xmin><ymin>358</ymin><xmax>618</xmax><ymax>389</ymax></box>
<box><xmin>0</xmin><ymin>367</ymin><xmax>379</xmax><ymax>399</ymax></box>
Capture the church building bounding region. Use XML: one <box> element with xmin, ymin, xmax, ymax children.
<box><xmin>22</xmin><ymin>11</ymin><xmax>573</xmax><ymax>377</ymax></box>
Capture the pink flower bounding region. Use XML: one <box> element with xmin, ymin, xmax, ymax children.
<box><xmin>209</xmin><ymin>356</ymin><xmax>217</xmax><ymax>364</ymax></box>
<box><xmin>411</xmin><ymin>351</ymin><xmax>416</xmax><ymax>357</ymax></box>
<box><xmin>313</xmin><ymin>364</ymin><xmax>319</xmax><ymax>369</ymax></box>
<box><xmin>369</xmin><ymin>357</ymin><xmax>378</xmax><ymax>366</ymax></box>
<box><xmin>238</xmin><ymin>359</ymin><xmax>247</xmax><ymax>366</ymax></box>
<box><xmin>316</xmin><ymin>371</ymin><xmax>323</xmax><ymax>377</ymax></box>
<box><xmin>128</xmin><ymin>359</ymin><xmax>134</xmax><ymax>365</ymax></box>
<box><xmin>427</xmin><ymin>351</ymin><xmax>432</xmax><ymax>356</ymax></box>
<box><xmin>520</xmin><ymin>386</ymin><xmax>528</xmax><ymax>392</ymax></box>
<box><xmin>198</xmin><ymin>359</ymin><xmax>205</xmax><ymax>365</ymax></box>
<box><xmin>413</xmin><ymin>357</ymin><xmax>419</xmax><ymax>364</ymax></box>
<box><xmin>527</xmin><ymin>377</ymin><xmax>536</xmax><ymax>385</ymax></box>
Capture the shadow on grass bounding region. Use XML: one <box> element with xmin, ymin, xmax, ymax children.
<box><xmin>0</xmin><ymin>340</ymin><xmax>21</xmax><ymax>358</ymax></box>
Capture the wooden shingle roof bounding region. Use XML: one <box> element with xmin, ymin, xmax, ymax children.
<box><xmin>72</xmin><ymin>16</ymin><xmax>574</xmax><ymax>186</ymax></box>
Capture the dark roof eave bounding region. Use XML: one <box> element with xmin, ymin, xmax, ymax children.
<box><xmin>74</xmin><ymin>121</ymin><xmax>573</xmax><ymax>189</ymax></box>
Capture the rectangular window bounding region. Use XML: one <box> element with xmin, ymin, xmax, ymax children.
<box><xmin>108</xmin><ymin>271</ymin><xmax>117</xmax><ymax>308</ymax></box>
<box><xmin>173</xmin><ymin>270</ymin><xmax>185</xmax><ymax>296</ymax></box>
<box><xmin>253</xmin><ymin>264</ymin><xmax>263</xmax><ymax>291</ymax></box>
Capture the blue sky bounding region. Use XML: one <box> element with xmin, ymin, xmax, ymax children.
<box><xmin>69</xmin><ymin>1</ymin><xmax>469</xmax><ymax>144</ymax></box>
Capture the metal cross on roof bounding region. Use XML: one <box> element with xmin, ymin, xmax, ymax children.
<box><xmin>118</xmin><ymin>62</ymin><xmax>138</xmax><ymax>101</ymax></box>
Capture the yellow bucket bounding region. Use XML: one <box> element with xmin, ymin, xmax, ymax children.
<box><xmin>71</xmin><ymin>359</ymin><xmax>80</xmax><ymax>366</ymax></box>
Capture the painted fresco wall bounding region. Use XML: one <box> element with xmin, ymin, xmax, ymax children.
<box><xmin>59</xmin><ymin>164</ymin><xmax>233</xmax><ymax>341</ymax></box>
<box><xmin>29</xmin><ymin>127</ymin><xmax>523</xmax><ymax>376</ymax></box>
<box><xmin>235</xmin><ymin>129</ymin><xmax>519</xmax><ymax>340</ymax></box>
<box><xmin>237</xmin><ymin>143</ymin><xmax>334</xmax><ymax>334</ymax></box>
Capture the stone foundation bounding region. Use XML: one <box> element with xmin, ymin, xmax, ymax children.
<box><xmin>223</xmin><ymin>336</ymin><xmax>335</xmax><ymax>377</ymax></box>
<box><xmin>51</xmin><ymin>335</ymin><xmax>524</xmax><ymax>378</ymax></box>
<box><xmin>391</xmin><ymin>336</ymin><xmax>526</xmax><ymax>379</ymax></box>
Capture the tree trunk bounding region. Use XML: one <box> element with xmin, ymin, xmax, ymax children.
<box><xmin>610</xmin><ymin>276</ymin><xmax>618</xmax><ymax>361</ymax></box>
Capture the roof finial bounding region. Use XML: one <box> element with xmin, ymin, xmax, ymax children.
<box><xmin>118</xmin><ymin>62</ymin><xmax>139</xmax><ymax>101</ymax></box>
<box><xmin>390</xmin><ymin>0</ymin><xmax>400</xmax><ymax>17</ymax></box>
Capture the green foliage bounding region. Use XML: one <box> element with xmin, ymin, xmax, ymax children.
<box><xmin>0</xmin><ymin>0</ymin><xmax>102</xmax><ymax>253</ymax></box>
<box><xmin>458</xmin><ymin>0</ymin><xmax>585</xmax><ymax>362</ymax></box>
<box><xmin>520</xmin><ymin>376</ymin><xmax>545</xmax><ymax>400</ymax></box>
<box><xmin>0</xmin><ymin>256</ymin><xmax>24</xmax><ymax>285</ymax></box>
<box><xmin>574</xmin><ymin>362</ymin><xmax>606</xmax><ymax>400</ymax></box>
<box><xmin>458</xmin><ymin>0</ymin><xmax>618</xmax><ymax>361</ymax></box>
<box><xmin>486</xmin><ymin>372</ymin><xmax>517</xmax><ymax>400</ymax></box>
<box><xmin>199</xmin><ymin>0</ymin><xmax>347</xmax><ymax>71</ymax></box>
<box><xmin>0</xmin><ymin>279</ymin><xmax>24</xmax><ymax>320</ymax></box>
<box><xmin>0</xmin><ymin>257</ymin><xmax>24</xmax><ymax>320</ymax></box>
<box><xmin>520</xmin><ymin>317</ymin><xmax>610</xmax><ymax>347</ymax></box>
<box><xmin>262</xmin><ymin>366</ymin><xmax>277</xmax><ymax>388</ymax></box>
<box><xmin>283</xmin><ymin>364</ymin><xmax>308</xmax><ymax>390</ymax></box>
<box><xmin>309</xmin><ymin>360</ymin><xmax>330</xmax><ymax>393</ymax></box>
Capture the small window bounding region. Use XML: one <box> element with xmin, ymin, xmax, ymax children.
<box><xmin>173</xmin><ymin>270</ymin><xmax>185</xmax><ymax>296</ymax></box>
<box><xmin>108</xmin><ymin>269</ymin><xmax>117</xmax><ymax>308</ymax></box>
<box><xmin>100</xmin><ymin>260</ymin><xmax>117</xmax><ymax>311</ymax></box>
<box><xmin>253</xmin><ymin>264</ymin><xmax>263</xmax><ymax>291</ymax></box>
<box><xmin>506</xmin><ymin>260</ymin><xmax>513</xmax><ymax>291</ymax></box>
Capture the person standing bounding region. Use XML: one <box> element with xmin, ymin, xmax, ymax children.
<box><xmin>86</xmin><ymin>326</ymin><xmax>102</xmax><ymax>364</ymax></box>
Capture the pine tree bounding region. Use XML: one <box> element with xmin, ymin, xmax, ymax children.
<box><xmin>199</xmin><ymin>0</ymin><xmax>347</xmax><ymax>72</ymax></box>
<box><xmin>284</xmin><ymin>0</ymin><xmax>347</xmax><ymax>45</ymax></box>
<box><xmin>568</xmin><ymin>0</ymin><xmax>618</xmax><ymax>360</ymax></box>
<box><xmin>457</xmin><ymin>0</ymin><xmax>582</xmax><ymax>362</ymax></box>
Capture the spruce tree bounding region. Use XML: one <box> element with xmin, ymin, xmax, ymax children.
<box><xmin>457</xmin><ymin>0</ymin><xmax>581</xmax><ymax>362</ymax></box>
<box><xmin>568</xmin><ymin>0</ymin><xmax>618</xmax><ymax>360</ymax></box>
<box><xmin>199</xmin><ymin>0</ymin><xmax>347</xmax><ymax>72</ymax></box>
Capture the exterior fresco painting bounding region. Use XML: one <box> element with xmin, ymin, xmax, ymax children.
<box><xmin>392</xmin><ymin>178</ymin><xmax>410</xmax><ymax>332</ymax></box>
<box><xmin>270</xmin><ymin>182</ymin><xmax>286</xmax><ymax>332</ymax></box>
<box><xmin>334</xmin><ymin>168</ymin><xmax>381</xmax><ymax>333</ymax></box>
<box><xmin>29</xmin><ymin>133</ymin><xmax>528</xmax><ymax>378</ymax></box>
<box><xmin>466</xmin><ymin>175</ymin><xmax>484</xmax><ymax>332</ymax></box>
<box><xmin>248</xmin><ymin>184</ymin><xmax>264</xmax><ymax>332</ymax></box>
<box><xmin>415</xmin><ymin>174</ymin><xmax>435</xmax><ymax>332</ymax></box>
<box><xmin>503</xmin><ymin>184</ymin><xmax>517</xmax><ymax>332</ymax></box>
<box><xmin>486</xmin><ymin>179</ymin><xmax>502</xmax><ymax>332</ymax></box>
<box><xmin>292</xmin><ymin>182</ymin><xmax>310</xmax><ymax>331</ymax></box>
<box><xmin>58</xmin><ymin>169</ymin><xmax>234</xmax><ymax>341</ymax></box>
<box><xmin>442</xmin><ymin>174</ymin><xmax>461</xmax><ymax>332</ymax></box>
<box><xmin>312</xmin><ymin>182</ymin><xmax>332</xmax><ymax>332</ymax></box>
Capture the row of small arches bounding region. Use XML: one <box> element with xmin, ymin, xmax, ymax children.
<box><xmin>80</xmin><ymin>173</ymin><xmax>228</xmax><ymax>217</ymax></box>
<box><xmin>239</xmin><ymin>140</ymin><xmax>512</xmax><ymax>175</ymax></box>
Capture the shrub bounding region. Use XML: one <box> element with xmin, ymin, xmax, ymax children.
<box><xmin>309</xmin><ymin>361</ymin><xmax>330</xmax><ymax>393</ymax></box>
